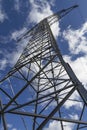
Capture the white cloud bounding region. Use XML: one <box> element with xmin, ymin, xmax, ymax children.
<box><xmin>0</xmin><ymin>59</ymin><xmax>7</xmax><ymax>70</ymax></box>
<box><xmin>63</xmin><ymin>90</ymin><xmax>82</xmax><ymax>110</ymax></box>
<box><xmin>7</xmin><ymin>124</ymin><xmax>13</xmax><ymax>128</ymax></box>
<box><xmin>63</xmin><ymin>22</ymin><xmax>87</xmax><ymax>55</ymax></box>
<box><xmin>63</xmin><ymin>21</ymin><xmax>87</xmax><ymax>89</ymax></box>
<box><xmin>0</xmin><ymin>10</ymin><xmax>7</xmax><ymax>22</ymax></box>
<box><xmin>28</xmin><ymin>0</ymin><xmax>60</xmax><ymax>38</ymax></box>
<box><xmin>44</xmin><ymin>120</ymin><xmax>74</xmax><ymax>130</ymax></box>
<box><xmin>50</xmin><ymin>0</ymin><xmax>56</xmax><ymax>6</ymax></box>
<box><xmin>6</xmin><ymin>50</ymin><xmax>22</xmax><ymax>66</ymax></box>
<box><xmin>29</xmin><ymin>0</ymin><xmax>53</xmax><ymax>23</ymax></box>
<box><xmin>8</xmin><ymin>27</ymin><xmax>32</xmax><ymax>66</ymax></box>
<box><xmin>14</xmin><ymin>0</ymin><xmax>20</xmax><ymax>12</ymax></box>
<box><xmin>63</xmin><ymin>122</ymin><xmax>74</xmax><ymax>130</ymax></box>
<box><xmin>0</xmin><ymin>28</ymin><xmax>29</xmax><ymax>70</ymax></box>
<box><xmin>64</xmin><ymin>55</ymin><xmax>87</xmax><ymax>87</ymax></box>
<box><xmin>51</xmin><ymin>22</ymin><xmax>60</xmax><ymax>38</ymax></box>
<box><xmin>11</xmin><ymin>27</ymin><xmax>27</xmax><ymax>41</ymax></box>
<box><xmin>12</xmin><ymin>128</ymin><xmax>17</xmax><ymax>130</ymax></box>
<box><xmin>4</xmin><ymin>42</ymin><xmax>28</xmax><ymax>67</ymax></box>
<box><xmin>44</xmin><ymin>121</ymin><xmax>61</xmax><ymax>130</ymax></box>
<box><xmin>0</xmin><ymin>0</ymin><xmax>7</xmax><ymax>23</ymax></box>
<box><xmin>69</xmin><ymin>114</ymin><xmax>79</xmax><ymax>120</ymax></box>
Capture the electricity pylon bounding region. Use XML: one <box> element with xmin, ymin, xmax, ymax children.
<box><xmin>0</xmin><ymin>5</ymin><xmax>87</xmax><ymax>130</ymax></box>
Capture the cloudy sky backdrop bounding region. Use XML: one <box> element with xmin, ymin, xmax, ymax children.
<box><xmin>0</xmin><ymin>0</ymin><xmax>87</xmax><ymax>130</ymax></box>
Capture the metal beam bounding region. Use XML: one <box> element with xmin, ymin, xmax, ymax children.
<box><xmin>6</xmin><ymin>84</ymin><xmax>74</xmax><ymax>112</ymax></box>
<box><xmin>8</xmin><ymin>110</ymin><xmax>87</xmax><ymax>126</ymax></box>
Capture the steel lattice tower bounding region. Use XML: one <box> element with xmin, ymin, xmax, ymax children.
<box><xmin>0</xmin><ymin>5</ymin><xmax>87</xmax><ymax>130</ymax></box>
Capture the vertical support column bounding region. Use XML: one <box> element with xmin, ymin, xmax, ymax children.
<box><xmin>0</xmin><ymin>100</ymin><xmax>8</xmax><ymax>130</ymax></box>
<box><xmin>46</xmin><ymin>18</ymin><xmax>87</xmax><ymax>105</ymax></box>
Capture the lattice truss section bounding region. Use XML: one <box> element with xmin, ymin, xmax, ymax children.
<box><xmin>0</xmin><ymin>5</ymin><xmax>87</xmax><ymax>130</ymax></box>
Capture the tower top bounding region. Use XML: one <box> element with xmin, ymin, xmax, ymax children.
<box><xmin>17</xmin><ymin>5</ymin><xmax>78</xmax><ymax>42</ymax></box>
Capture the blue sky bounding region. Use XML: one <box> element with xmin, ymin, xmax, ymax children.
<box><xmin>0</xmin><ymin>0</ymin><xmax>87</xmax><ymax>130</ymax></box>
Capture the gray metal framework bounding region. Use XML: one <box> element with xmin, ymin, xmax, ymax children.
<box><xmin>0</xmin><ymin>5</ymin><xmax>87</xmax><ymax>130</ymax></box>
